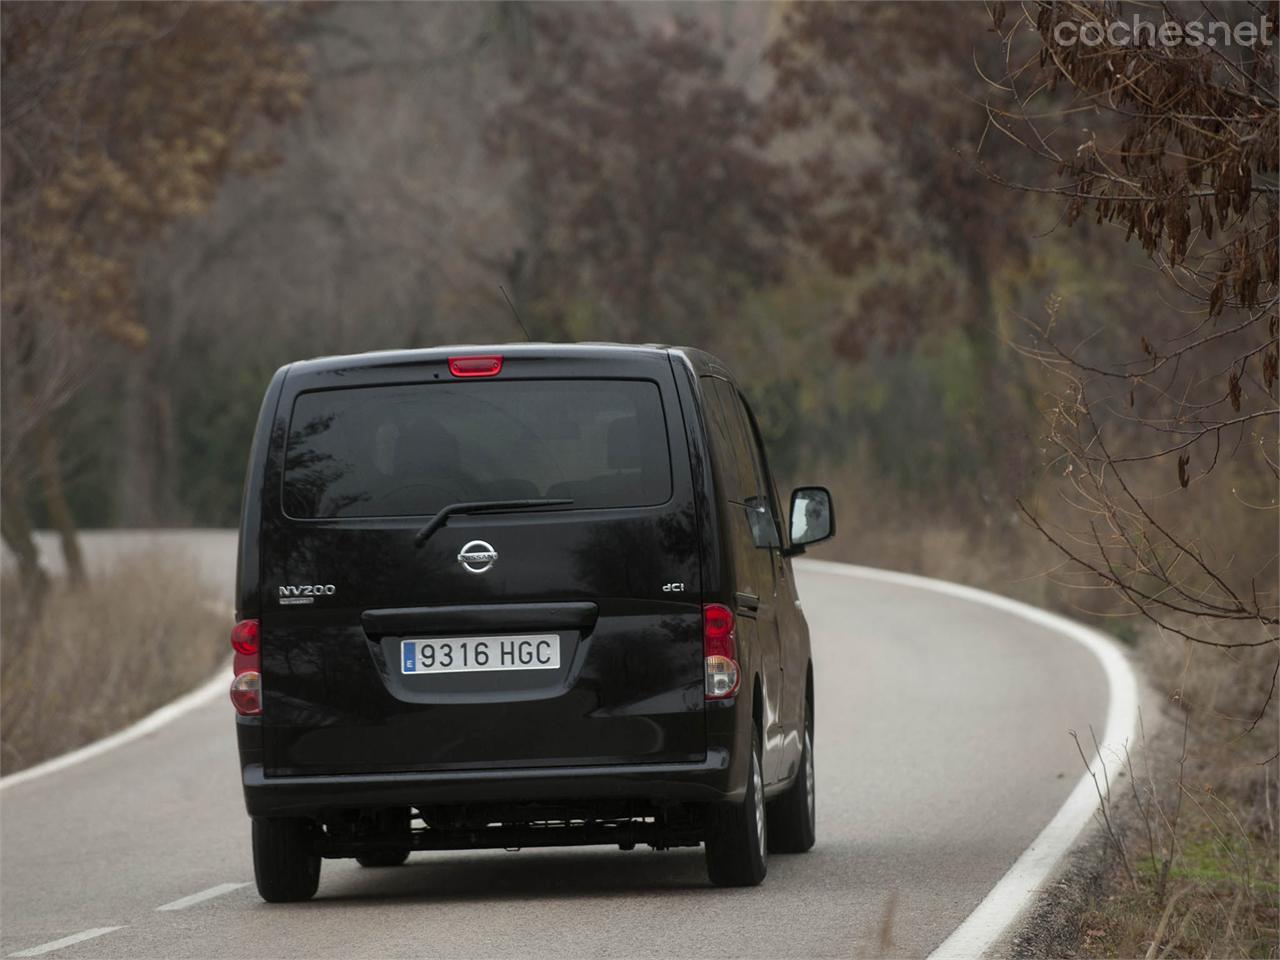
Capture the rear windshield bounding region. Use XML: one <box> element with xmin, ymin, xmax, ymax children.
<box><xmin>282</xmin><ymin>379</ymin><xmax>672</xmax><ymax>519</ymax></box>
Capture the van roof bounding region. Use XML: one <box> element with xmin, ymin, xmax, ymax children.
<box><xmin>285</xmin><ymin>342</ymin><xmax>729</xmax><ymax>378</ymax></box>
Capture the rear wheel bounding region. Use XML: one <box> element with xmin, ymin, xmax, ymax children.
<box><xmin>252</xmin><ymin>817</ymin><xmax>320</xmax><ymax>903</ymax></box>
<box><xmin>356</xmin><ymin>849</ymin><xmax>410</xmax><ymax>868</ymax></box>
<box><xmin>767</xmin><ymin>702</ymin><xmax>816</xmax><ymax>853</ymax></box>
<box><xmin>704</xmin><ymin>727</ymin><xmax>767</xmax><ymax>887</ymax></box>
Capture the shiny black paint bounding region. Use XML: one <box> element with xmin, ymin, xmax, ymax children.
<box><xmin>235</xmin><ymin>344</ymin><xmax>816</xmax><ymax>818</ymax></box>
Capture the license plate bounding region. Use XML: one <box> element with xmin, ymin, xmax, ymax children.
<box><xmin>400</xmin><ymin>635</ymin><xmax>561</xmax><ymax>675</ymax></box>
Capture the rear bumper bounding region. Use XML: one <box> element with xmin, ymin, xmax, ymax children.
<box><xmin>236</xmin><ymin>691</ymin><xmax>750</xmax><ymax>819</ymax></box>
<box><xmin>241</xmin><ymin>749</ymin><xmax>739</xmax><ymax>817</ymax></box>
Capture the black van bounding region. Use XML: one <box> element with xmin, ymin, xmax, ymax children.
<box><xmin>231</xmin><ymin>344</ymin><xmax>834</xmax><ymax>901</ymax></box>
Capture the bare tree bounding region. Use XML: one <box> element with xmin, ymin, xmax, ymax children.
<box><xmin>983</xmin><ymin>3</ymin><xmax>1277</xmax><ymax>682</ymax></box>
<box><xmin>1</xmin><ymin>1</ymin><xmax>312</xmax><ymax>586</ymax></box>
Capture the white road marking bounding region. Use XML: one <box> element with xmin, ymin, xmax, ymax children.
<box><xmin>155</xmin><ymin>882</ymin><xmax>250</xmax><ymax>912</ymax></box>
<box><xmin>8</xmin><ymin>927</ymin><xmax>123</xmax><ymax>957</ymax></box>
<box><xmin>796</xmin><ymin>559</ymin><xmax>1140</xmax><ymax>960</ymax></box>
<box><xmin>0</xmin><ymin>659</ymin><xmax>230</xmax><ymax>793</ymax></box>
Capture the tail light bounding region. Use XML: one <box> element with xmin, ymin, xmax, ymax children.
<box><xmin>231</xmin><ymin>618</ymin><xmax>259</xmax><ymax>658</ymax></box>
<box><xmin>703</xmin><ymin>603</ymin><xmax>740</xmax><ymax>700</ymax></box>
<box><xmin>230</xmin><ymin>671</ymin><xmax>261</xmax><ymax>716</ymax></box>
<box><xmin>230</xmin><ymin>618</ymin><xmax>262</xmax><ymax>716</ymax></box>
<box><xmin>448</xmin><ymin>355</ymin><xmax>503</xmax><ymax>377</ymax></box>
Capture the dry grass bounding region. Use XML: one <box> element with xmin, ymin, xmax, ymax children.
<box><xmin>0</xmin><ymin>549</ymin><xmax>229</xmax><ymax>775</ymax></box>
<box><xmin>1073</xmin><ymin>629</ymin><xmax>1278</xmax><ymax>959</ymax></box>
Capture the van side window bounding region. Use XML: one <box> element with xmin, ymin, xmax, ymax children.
<box><xmin>712</xmin><ymin>380</ymin><xmax>759</xmax><ymax>504</ymax></box>
<box><xmin>727</xmin><ymin>389</ymin><xmax>781</xmax><ymax>549</ymax></box>
<box><xmin>700</xmin><ymin>376</ymin><xmax>753</xmax><ymax>503</ymax></box>
<box><xmin>701</xmin><ymin>376</ymin><xmax>779</xmax><ymax>550</ymax></box>
<box><xmin>742</xmin><ymin>399</ymin><xmax>788</xmax><ymax>547</ymax></box>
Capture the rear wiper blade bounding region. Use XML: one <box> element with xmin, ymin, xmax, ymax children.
<box><xmin>413</xmin><ymin>499</ymin><xmax>573</xmax><ymax>549</ymax></box>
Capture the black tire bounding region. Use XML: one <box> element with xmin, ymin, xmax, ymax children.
<box><xmin>705</xmin><ymin>726</ymin><xmax>768</xmax><ymax>887</ymax></box>
<box><xmin>252</xmin><ymin>817</ymin><xmax>321</xmax><ymax>903</ymax></box>
<box><xmin>767</xmin><ymin>701</ymin><xmax>816</xmax><ymax>853</ymax></box>
<box><xmin>356</xmin><ymin>848</ymin><xmax>410</xmax><ymax>868</ymax></box>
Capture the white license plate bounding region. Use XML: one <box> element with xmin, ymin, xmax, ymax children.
<box><xmin>400</xmin><ymin>635</ymin><xmax>560</xmax><ymax>675</ymax></box>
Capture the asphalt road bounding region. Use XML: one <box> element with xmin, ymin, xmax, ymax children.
<box><xmin>1</xmin><ymin>532</ymin><xmax>1118</xmax><ymax>959</ymax></box>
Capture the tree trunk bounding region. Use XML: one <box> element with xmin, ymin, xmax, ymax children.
<box><xmin>152</xmin><ymin>363</ymin><xmax>181</xmax><ymax>523</ymax></box>
<box><xmin>116</xmin><ymin>355</ymin><xmax>157</xmax><ymax>526</ymax></box>
<box><xmin>34</xmin><ymin>413</ymin><xmax>86</xmax><ymax>587</ymax></box>
<box><xmin>0</xmin><ymin>472</ymin><xmax>50</xmax><ymax>609</ymax></box>
<box><xmin>117</xmin><ymin>279</ymin><xmax>185</xmax><ymax>525</ymax></box>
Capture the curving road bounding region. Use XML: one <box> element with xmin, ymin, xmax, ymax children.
<box><xmin>1</xmin><ymin>533</ymin><xmax>1131</xmax><ymax>959</ymax></box>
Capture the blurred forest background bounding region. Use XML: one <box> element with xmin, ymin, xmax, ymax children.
<box><xmin>3</xmin><ymin>0</ymin><xmax>1276</xmax><ymax>631</ymax></box>
<box><xmin>1</xmin><ymin>3</ymin><xmax>1277</xmax><ymax>952</ymax></box>
<box><xmin>3</xmin><ymin>2</ymin><xmax>1274</xmax><ymax>626</ymax></box>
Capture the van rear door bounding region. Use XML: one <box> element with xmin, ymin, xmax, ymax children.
<box><xmin>256</xmin><ymin>349</ymin><xmax>706</xmax><ymax>776</ymax></box>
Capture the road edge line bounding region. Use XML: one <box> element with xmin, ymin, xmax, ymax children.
<box><xmin>794</xmin><ymin>559</ymin><xmax>1140</xmax><ymax>960</ymax></box>
<box><xmin>0</xmin><ymin>659</ymin><xmax>230</xmax><ymax>793</ymax></box>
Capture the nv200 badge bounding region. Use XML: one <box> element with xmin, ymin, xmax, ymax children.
<box><xmin>278</xmin><ymin>584</ymin><xmax>335</xmax><ymax>605</ymax></box>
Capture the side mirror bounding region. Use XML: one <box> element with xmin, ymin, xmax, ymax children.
<box><xmin>787</xmin><ymin>486</ymin><xmax>834</xmax><ymax>553</ymax></box>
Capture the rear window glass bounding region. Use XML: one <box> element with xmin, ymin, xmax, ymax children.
<box><xmin>282</xmin><ymin>379</ymin><xmax>672</xmax><ymax>518</ymax></box>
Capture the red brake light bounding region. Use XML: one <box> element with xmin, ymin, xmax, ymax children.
<box><xmin>703</xmin><ymin>604</ymin><xmax>735</xmax><ymax>658</ymax></box>
<box><xmin>448</xmin><ymin>355</ymin><xmax>503</xmax><ymax>378</ymax></box>
<box><xmin>703</xmin><ymin>603</ymin><xmax>740</xmax><ymax>700</ymax></box>
<box><xmin>231</xmin><ymin>618</ymin><xmax>260</xmax><ymax>656</ymax></box>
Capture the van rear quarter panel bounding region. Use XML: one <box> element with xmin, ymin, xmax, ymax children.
<box><xmin>246</xmin><ymin>347</ymin><xmax>712</xmax><ymax>776</ymax></box>
<box><xmin>670</xmin><ymin>352</ymin><xmax>762</xmax><ymax>769</ymax></box>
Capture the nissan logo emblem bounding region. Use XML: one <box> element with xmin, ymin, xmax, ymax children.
<box><xmin>457</xmin><ymin>540</ymin><xmax>498</xmax><ymax>574</ymax></box>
